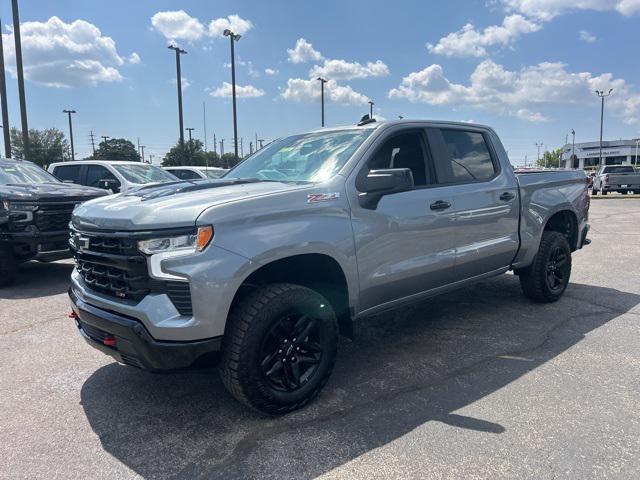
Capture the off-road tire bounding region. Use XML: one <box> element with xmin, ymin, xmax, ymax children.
<box><xmin>519</xmin><ymin>231</ymin><xmax>572</xmax><ymax>303</ymax></box>
<box><xmin>591</xmin><ymin>188</ymin><xmax>598</xmax><ymax>195</ymax></box>
<box><xmin>0</xmin><ymin>245</ymin><xmax>17</xmax><ymax>288</ymax></box>
<box><xmin>221</xmin><ymin>283</ymin><xmax>338</xmax><ymax>415</ymax></box>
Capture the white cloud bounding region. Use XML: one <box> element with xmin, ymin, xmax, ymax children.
<box><xmin>128</xmin><ymin>52</ymin><xmax>141</xmax><ymax>64</ymax></box>
<box><xmin>310</xmin><ymin>59</ymin><xmax>390</xmax><ymax>80</ymax></box>
<box><xmin>579</xmin><ymin>29</ymin><xmax>597</xmax><ymax>42</ymax></box>
<box><xmin>210</xmin><ymin>81</ymin><xmax>264</xmax><ymax>98</ymax></box>
<box><xmin>502</xmin><ymin>0</ymin><xmax>640</xmax><ymax>20</ymax></box>
<box><xmin>208</xmin><ymin>14</ymin><xmax>253</xmax><ymax>37</ymax></box>
<box><xmin>427</xmin><ymin>14</ymin><xmax>540</xmax><ymax>57</ymax></box>
<box><xmin>265</xmin><ymin>68</ymin><xmax>279</xmax><ymax>76</ymax></box>
<box><xmin>170</xmin><ymin>76</ymin><xmax>191</xmax><ymax>91</ymax></box>
<box><xmin>2</xmin><ymin>16</ymin><xmax>125</xmax><ymax>88</ymax></box>
<box><xmin>287</xmin><ymin>38</ymin><xmax>324</xmax><ymax>64</ymax></box>
<box><xmin>281</xmin><ymin>78</ymin><xmax>369</xmax><ymax>105</ymax></box>
<box><xmin>151</xmin><ymin>10</ymin><xmax>205</xmax><ymax>41</ymax></box>
<box><xmin>389</xmin><ymin>60</ymin><xmax>640</xmax><ymax>123</ymax></box>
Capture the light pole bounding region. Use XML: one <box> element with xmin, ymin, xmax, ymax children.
<box><xmin>223</xmin><ymin>29</ymin><xmax>241</xmax><ymax>161</ymax></box>
<box><xmin>536</xmin><ymin>142</ymin><xmax>543</xmax><ymax>167</ymax></box>
<box><xmin>186</xmin><ymin>127</ymin><xmax>194</xmax><ymax>144</ymax></box>
<box><xmin>63</xmin><ymin>109</ymin><xmax>76</xmax><ymax>161</ymax></box>
<box><xmin>368</xmin><ymin>100</ymin><xmax>374</xmax><ymax>118</ymax></box>
<box><xmin>12</xmin><ymin>0</ymin><xmax>29</xmax><ymax>159</ymax></box>
<box><xmin>634</xmin><ymin>138</ymin><xmax>639</xmax><ymax>167</ymax></box>
<box><xmin>168</xmin><ymin>44</ymin><xmax>187</xmax><ymax>146</ymax></box>
<box><xmin>595</xmin><ymin>89</ymin><xmax>613</xmax><ymax>167</ymax></box>
<box><xmin>317</xmin><ymin>77</ymin><xmax>328</xmax><ymax>127</ymax></box>
<box><xmin>0</xmin><ymin>20</ymin><xmax>10</xmax><ymax>158</ymax></box>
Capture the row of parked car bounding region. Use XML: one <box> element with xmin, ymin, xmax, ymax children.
<box><xmin>0</xmin><ymin>158</ymin><xmax>228</xmax><ymax>286</ymax></box>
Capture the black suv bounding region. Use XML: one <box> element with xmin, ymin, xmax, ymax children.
<box><xmin>0</xmin><ymin>158</ymin><xmax>107</xmax><ymax>286</ymax></box>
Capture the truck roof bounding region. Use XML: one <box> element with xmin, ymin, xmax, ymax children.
<box><xmin>305</xmin><ymin>119</ymin><xmax>494</xmax><ymax>135</ymax></box>
<box><xmin>0</xmin><ymin>157</ymin><xmax>37</xmax><ymax>166</ymax></box>
<box><xmin>48</xmin><ymin>160</ymin><xmax>154</xmax><ymax>167</ymax></box>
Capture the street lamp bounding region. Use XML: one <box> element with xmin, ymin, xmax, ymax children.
<box><xmin>223</xmin><ymin>29</ymin><xmax>241</xmax><ymax>161</ymax></box>
<box><xmin>317</xmin><ymin>77</ymin><xmax>328</xmax><ymax>127</ymax></box>
<box><xmin>595</xmin><ymin>89</ymin><xmax>613</xmax><ymax>167</ymax></box>
<box><xmin>168</xmin><ymin>44</ymin><xmax>187</xmax><ymax>146</ymax></box>
<box><xmin>63</xmin><ymin>109</ymin><xmax>76</xmax><ymax>161</ymax></box>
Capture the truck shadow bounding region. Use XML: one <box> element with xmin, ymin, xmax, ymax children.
<box><xmin>0</xmin><ymin>260</ymin><xmax>73</xmax><ymax>299</ymax></box>
<box><xmin>80</xmin><ymin>276</ymin><xmax>639</xmax><ymax>479</ymax></box>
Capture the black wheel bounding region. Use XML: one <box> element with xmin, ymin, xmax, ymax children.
<box><xmin>0</xmin><ymin>245</ymin><xmax>17</xmax><ymax>288</ymax></box>
<box><xmin>519</xmin><ymin>231</ymin><xmax>572</xmax><ymax>303</ymax></box>
<box><xmin>601</xmin><ymin>189</ymin><xmax>608</xmax><ymax>195</ymax></box>
<box><xmin>621</xmin><ymin>190</ymin><xmax>628</xmax><ymax>195</ymax></box>
<box><xmin>221</xmin><ymin>283</ymin><xmax>338</xmax><ymax>415</ymax></box>
<box><xmin>591</xmin><ymin>188</ymin><xmax>598</xmax><ymax>195</ymax></box>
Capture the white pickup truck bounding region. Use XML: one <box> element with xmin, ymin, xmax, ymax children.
<box><xmin>592</xmin><ymin>165</ymin><xmax>640</xmax><ymax>195</ymax></box>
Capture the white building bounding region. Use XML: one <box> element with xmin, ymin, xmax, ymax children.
<box><xmin>562</xmin><ymin>139</ymin><xmax>640</xmax><ymax>170</ymax></box>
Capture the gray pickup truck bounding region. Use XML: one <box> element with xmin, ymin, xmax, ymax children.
<box><xmin>68</xmin><ymin>120</ymin><xmax>590</xmax><ymax>414</ymax></box>
<box><xmin>591</xmin><ymin>165</ymin><xmax>640</xmax><ymax>195</ymax></box>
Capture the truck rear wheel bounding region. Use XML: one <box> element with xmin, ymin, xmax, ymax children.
<box><xmin>519</xmin><ymin>231</ymin><xmax>572</xmax><ymax>303</ymax></box>
<box><xmin>221</xmin><ymin>283</ymin><xmax>338</xmax><ymax>415</ymax></box>
<box><xmin>0</xmin><ymin>245</ymin><xmax>17</xmax><ymax>288</ymax></box>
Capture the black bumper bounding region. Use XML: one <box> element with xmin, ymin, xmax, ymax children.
<box><xmin>3</xmin><ymin>230</ymin><xmax>72</xmax><ymax>262</ymax></box>
<box><xmin>69</xmin><ymin>289</ymin><xmax>222</xmax><ymax>371</ymax></box>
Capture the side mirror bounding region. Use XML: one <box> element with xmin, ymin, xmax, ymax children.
<box><xmin>99</xmin><ymin>179</ymin><xmax>120</xmax><ymax>193</ymax></box>
<box><xmin>358</xmin><ymin>168</ymin><xmax>414</xmax><ymax>209</ymax></box>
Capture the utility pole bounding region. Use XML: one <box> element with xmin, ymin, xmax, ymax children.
<box><xmin>317</xmin><ymin>77</ymin><xmax>328</xmax><ymax>127</ymax></box>
<box><xmin>536</xmin><ymin>142</ymin><xmax>543</xmax><ymax>167</ymax></box>
<box><xmin>63</xmin><ymin>110</ymin><xmax>76</xmax><ymax>161</ymax></box>
<box><xmin>203</xmin><ymin>101</ymin><xmax>208</xmax><ymax>151</ymax></box>
<box><xmin>0</xmin><ymin>21</ymin><xmax>11</xmax><ymax>158</ymax></box>
<box><xmin>12</xmin><ymin>0</ymin><xmax>29</xmax><ymax>159</ymax></box>
<box><xmin>101</xmin><ymin>136</ymin><xmax>109</xmax><ymax>143</ymax></box>
<box><xmin>240</xmin><ymin>137</ymin><xmax>243</xmax><ymax>158</ymax></box>
<box><xmin>368</xmin><ymin>100</ymin><xmax>374</xmax><ymax>118</ymax></box>
<box><xmin>595</xmin><ymin>89</ymin><xmax>613</xmax><ymax>167</ymax></box>
<box><xmin>249</xmin><ymin>141</ymin><xmax>253</xmax><ymax>155</ymax></box>
<box><xmin>140</xmin><ymin>145</ymin><xmax>145</xmax><ymax>163</ymax></box>
<box><xmin>213</xmin><ymin>133</ymin><xmax>217</xmax><ymax>155</ymax></box>
<box><xmin>220</xmin><ymin>139</ymin><xmax>225</xmax><ymax>163</ymax></box>
<box><xmin>634</xmin><ymin>138</ymin><xmax>639</xmax><ymax>167</ymax></box>
<box><xmin>168</xmin><ymin>45</ymin><xmax>187</xmax><ymax>146</ymax></box>
<box><xmin>223</xmin><ymin>29</ymin><xmax>242</xmax><ymax>161</ymax></box>
<box><xmin>89</xmin><ymin>130</ymin><xmax>96</xmax><ymax>156</ymax></box>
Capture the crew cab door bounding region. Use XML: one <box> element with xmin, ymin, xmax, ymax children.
<box><xmin>349</xmin><ymin>128</ymin><xmax>456</xmax><ymax>313</ymax></box>
<box><xmin>426</xmin><ymin>127</ymin><xmax>520</xmax><ymax>280</ymax></box>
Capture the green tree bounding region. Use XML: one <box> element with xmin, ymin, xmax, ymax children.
<box><xmin>162</xmin><ymin>139</ymin><xmax>224</xmax><ymax>167</ymax></box>
<box><xmin>10</xmin><ymin>127</ymin><xmax>69</xmax><ymax>167</ymax></box>
<box><xmin>536</xmin><ymin>148</ymin><xmax>562</xmax><ymax>168</ymax></box>
<box><xmin>92</xmin><ymin>138</ymin><xmax>140</xmax><ymax>161</ymax></box>
<box><xmin>221</xmin><ymin>152</ymin><xmax>242</xmax><ymax>168</ymax></box>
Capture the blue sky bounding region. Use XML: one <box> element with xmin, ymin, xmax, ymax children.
<box><xmin>0</xmin><ymin>0</ymin><xmax>638</xmax><ymax>165</ymax></box>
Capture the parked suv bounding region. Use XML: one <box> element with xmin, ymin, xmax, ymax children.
<box><xmin>49</xmin><ymin>160</ymin><xmax>178</xmax><ymax>193</ymax></box>
<box><xmin>69</xmin><ymin>120</ymin><xmax>590</xmax><ymax>414</ymax></box>
<box><xmin>0</xmin><ymin>158</ymin><xmax>106</xmax><ymax>286</ymax></box>
<box><xmin>163</xmin><ymin>166</ymin><xmax>228</xmax><ymax>180</ymax></box>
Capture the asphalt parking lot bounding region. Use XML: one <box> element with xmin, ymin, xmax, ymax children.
<box><xmin>1</xmin><ymin>198</ymin><xmax>639</xmax><ymax>479</ymax></box>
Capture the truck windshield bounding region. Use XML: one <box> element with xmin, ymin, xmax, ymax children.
<box><xmin>113</xmin><ymin>164</ymin><xmax>177</xmax><ymax>184</ymax></box>
<box><xmin>226</xmin><ymin>129</ymin><xmax>373</xmax><ymax>182</ymax></box>
<box><xmin>0</xmin><ymin>162</ymin><xmax>60</xmax><ymax>185</ymax></box>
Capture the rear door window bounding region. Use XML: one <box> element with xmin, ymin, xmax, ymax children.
<box><xmin>428</xmin><ymin>129</ymin><xmax>498</xmax><ymax>184</ymax></box>
<box><xmin>53</xmin><ymin>165</ymin><xmax>81</xmax><ymax>183</ymax></box>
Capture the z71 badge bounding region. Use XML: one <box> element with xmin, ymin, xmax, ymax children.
<box><xmin>307</xmin><ymin>192</ymin><xmax>340</xmax><ymax>204</ymax></box>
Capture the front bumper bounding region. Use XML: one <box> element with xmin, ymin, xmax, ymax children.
<box><xmin>2</xmin><ymin>230</ymin><xmax>71</xmax><ymax>262</ymax></box>
<box><xmin>69</xmin><ymin>289</ymin><xmax>222</xmax><ymax>371</ymax></box>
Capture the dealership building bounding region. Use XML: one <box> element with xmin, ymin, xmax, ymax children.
<box><xmin>561</xmin><ymin>139</ymin><xmax>640</xmax><ymax>170</ymax></box>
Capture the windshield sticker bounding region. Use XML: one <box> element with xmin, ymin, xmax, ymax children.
<box><xmin>307</xmin><ymin>192</ymin><xmax>340</xmax><ymax>204</ymax></box>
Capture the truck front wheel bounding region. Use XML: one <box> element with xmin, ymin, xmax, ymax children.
<box><xmin>221</xmin><ymin>283</ymin><xmax>338</xmax><ymax>415</ymax></box>
<box><xmin>518</xmin><ymin>231</ymin><xmax>572</xmax><ymax>303</ymax></box>
<box><xmin>0</xmin><ymin>246</ymin><xmax>17</xmax><ymax>288</ymax></box>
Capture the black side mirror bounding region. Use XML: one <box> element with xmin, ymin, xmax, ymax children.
<box><xmin>358</xmin><ymin>168</ymin><xmax>414</xmax><ymax>209</ymax></box>
<box><xmin>99</xmin><ymin>179</ymin><xmax>119</xmax><ymax>193</ymax></box>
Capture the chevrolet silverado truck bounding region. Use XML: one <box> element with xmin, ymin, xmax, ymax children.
<box><xmin>591</xmin><ymin>165</ymin><xmax>640</xmax><ymax>195</ymax></box>
<box><xmin>0</xmin><ymin>158</ymin><xmax>107</xmax><ymax>286</ymax></box>
<box><xmin>68</xmin><ymin>120</ymin><xmax>590</xmax><ymax>414</ymax></box>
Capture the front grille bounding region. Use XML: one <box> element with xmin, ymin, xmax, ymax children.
<box><xmin>35</xmin><ymin>203</ymin><xmax>75</xmax><ymax>232</ymax></box>
<box><xmin>71</xmin><ymin>229</ymin><xmax>193</xmax><ymax>315</ymax></box>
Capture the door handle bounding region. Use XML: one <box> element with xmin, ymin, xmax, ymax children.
<box><xmin>430</xmin><ymin>200</ymin><xmax>451</xmax><ymax>211</ymax></box>
<box><xmin>499</xmin><ymin>192</ymin><xmax>515</xmax><ymax>201</ymax></box>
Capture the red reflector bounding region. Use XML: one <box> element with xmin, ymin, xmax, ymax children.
<box><xmin>103</xmin><ymin>337</ymin><xmax>117</xmax><ymax>347</ymax></box>
<box><xmin>68</xmin><ymin>311</ymin><xmax>78</xmax><ymax>319</ymax></box>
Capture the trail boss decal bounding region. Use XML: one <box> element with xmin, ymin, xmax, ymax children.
<box><xmin>307</xmin><ymin>192</ymin><xmax>340</xmax><ymax>204</ymax></box>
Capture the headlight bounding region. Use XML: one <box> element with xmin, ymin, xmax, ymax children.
<box><xmin>7</xmin><ymin>202</ymin><xmax>38</xmax><ymax>212</ymax></box>
<box><xmin>138</xmin><ymin>226</ymin><xmax>213</xmax><ymax>255</ymax></box>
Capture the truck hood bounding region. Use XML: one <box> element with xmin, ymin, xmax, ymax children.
<box><xmin>72</xmin><ymin>179</ymin><xmax>306</xmax><ymax>231</ymax></box>
<box><xmin>0</xmin><ymin>182</ymin><xmax>107</xmax><ymax>203</ymax></box>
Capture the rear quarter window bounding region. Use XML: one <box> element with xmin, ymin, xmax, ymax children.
<box><xmin>53</xmin><ymin>165</ymin><xmax>81</xmax><ymax>183</ymax></box>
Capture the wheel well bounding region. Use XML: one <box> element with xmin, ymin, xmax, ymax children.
<box><xmin>544</xmin><ymin>210</ymin><xmax>578</xmax><ymax>251</ymax></box>
<box><xmin>230</xmin><ymin>254</ymin><xmax>353</xmax><ymax>338</ymax></box>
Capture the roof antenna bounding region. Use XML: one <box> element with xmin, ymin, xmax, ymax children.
<box><xmin>357</xmin><ymin>114</ymin><xmax>376</xmax><ymax>126</ymax></box>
